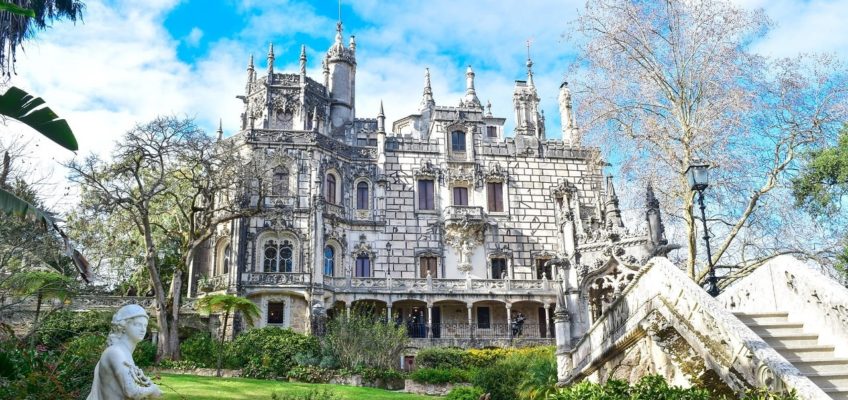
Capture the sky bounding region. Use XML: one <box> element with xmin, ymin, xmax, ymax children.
<box><xmin>3</xmin><ymin>0</ymin><xmax>848</xmax><ymax>211</ymax></box>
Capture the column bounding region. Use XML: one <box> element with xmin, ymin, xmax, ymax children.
<box><xmin>345</xmin><ymin>303</ymin><xmax>351</xmax><ymax>320</ymax></box>
<box><xmin>544</xmin><ymin>304</ymin><xmax>551</xmax><ymax>338</ymax></box>
<box><xmin>386</xmin><ymin>304</ymin><xmax>393</xmax><ymax>324</ymax></box>
<box><xmin>427</xmin><ymin>305</ymin><xmax>433</xmax><ymax>339</ymax></box>
<box><xmin>505</xmin><ymin>303</ymin><xmax>512</xmax><ymax>339</ymax></box>
<box><xmin>467</xmin><ymin>304</ymin><xmax>474</xmax><ymax>339</ymax></box>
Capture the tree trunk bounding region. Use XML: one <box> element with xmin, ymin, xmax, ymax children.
<box><xmin>140</xmin><ymin>212</ymin><xmax>172</xmax><ymax>361</ymax></box>
<box><xmin>217</xmin><ymin>309</ymin><xmax>230</xmax><ymax>377</ymax></box>
<box><xmin>168</xmin><ymin>269</ymin><xmax>182</xmax><ymax>360</ymax></box>
<box><xmin>29</xmin><ymin>291</ymin><xmax>42</xmax><ymax>348</ymax></box>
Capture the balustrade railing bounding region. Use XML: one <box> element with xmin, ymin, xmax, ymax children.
<box><xmin>242</xmin><ymin>272</ymin><xmax>310</xmax><ymax>287</ymax></box>
<box><xmin>322</xmin><ymin>275</ymin><xmax>555</xmax><ymax>294</ymax></box>
<box><xmin>397</xmin><ymin>322</ymin><xmax>554</xmax><ymax>340</ymax></box>
<box><xmin>443</xmin><ymin>205</ymin><xmax>484</xmax><ymax>221</ymax></box>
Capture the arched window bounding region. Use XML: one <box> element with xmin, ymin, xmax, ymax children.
<box><xmin>263</xmin><ymin>239</ymin><xmax>294</xmax><ymax>272</ymax></box>
<box><xmin>451</xmin><ymin>130</ymin><xmax>466</xmax><ymax>152</ymax></box>
<box><xmin>355</xmin><ymin>255</ymin><xmax>370</xmax><ymax>277</ymax></box>
<box><xmin>222</xmin><ymin>244</ymin><xmax>231</xmax><ymax>275</ymax></box>
<box><xmin>272</xmin><ymin>167</ymin><xmax>288</xmax><ymax>196</ymax></box>
<box><xmin>326</xmin><ymin>174</ymin><xmax>337</xmax><ymax>204</ymax></box>
<box><xmin>356</xmin><ymin>182</ymin><xmax>369</xmax><ymax>209</ymax></box>
<box><xmin>324</xmin><ymin>246</ymin><xmax>335</xmax><ymax>276</ymax></box>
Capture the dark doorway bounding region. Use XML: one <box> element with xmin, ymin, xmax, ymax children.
<box><xmin>432</xmin><ymin>307</ymin><xmax>441</xmax><ymax>338</ymax></box>
<box><xmin>538</xmin><ymin>307</ymin><xmax>547</xmax><ymax>338</ymax></box>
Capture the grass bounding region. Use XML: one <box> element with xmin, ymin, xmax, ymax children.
<box><xmin>155</xmin><ymin>373</ymin><xmax>440</xmax><ymax>400</ymax></box>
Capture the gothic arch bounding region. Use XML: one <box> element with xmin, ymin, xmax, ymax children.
<box><xmin>255</xmin><ymin>230</ymin><xmax>302</xmax><ymax>273</ymax></box>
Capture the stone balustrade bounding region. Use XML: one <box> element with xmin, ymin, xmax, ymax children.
<box><xmin>242</xmin><ymin>272</ymin><xmax>310</xmax><ymax>287</ymax></box>
<box><xmin>443</xmin><ymin>205</ymin><xmax>485</xmax><ymax>222</ymax></box>
<box><xmin>323</xmin><ymin>275</ymin><xmax>555</xmax><ymax>295</ymax></box>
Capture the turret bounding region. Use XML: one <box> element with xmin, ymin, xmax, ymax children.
<box><xmin>326</xmin><ymin>22</ymin><xmax>356</xmax><ymax>137</ymax></box>
<box><xmin>512</xmin><ymin>55</ymin><xmax>543</xmax><ymax>138</ymax></box>
<box><xmin>216</xmin><ymin>119</ymin><xmax>223</xmax><ymax>141</ymax></box>
<box><xmin>267</xmin><ymin>43</ymin><xmax>275</xmax><ymax>84</ymax></box>
<box><xmin>299</xmin><ymin>45</ymin><xmax>307</xmax><ymax>77</ymax></box>
<box><xmin>645</xmin><ymin>184</ymin><xmax>666</xmax><ymax>247</ymax></box>
<box><xmin>377</xmin><ymin>101</ymin><xmax>386</xmax><ymax>133</ymax></box>
<box><xmin>245</xmin><ymin>54</ymin><xmax>255</xmax><ymax>91</ymax></box>
<box><xmin>605</xmin><ymin>176</ymin><xmax>624</xmax><ymax>228</ymax></box>
<box><xmin>419</xmin><ymin>68</ymin><xmax>435</xmax><ymax>111</ymax></box>
<box><xmin>462</xmin><ymin>65</ymin><xmax>482</xmax><ymax>108</ymax></box>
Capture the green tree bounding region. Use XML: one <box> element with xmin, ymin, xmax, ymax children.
<box><xmin>196</xmin><ymin>294</ymin><xmax>259</xmax><ymax>377</ymax></box>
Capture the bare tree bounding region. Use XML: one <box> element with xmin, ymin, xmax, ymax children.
<box><xmin>573</xmin><ymin>0</ymin><xmax>848</xmax><ymax>280</ymax></box>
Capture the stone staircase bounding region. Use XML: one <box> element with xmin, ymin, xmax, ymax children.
<box><xmin>735</xmin><ymin>312</ymin><xmax>848</xmax><ymax>400</ymax></box>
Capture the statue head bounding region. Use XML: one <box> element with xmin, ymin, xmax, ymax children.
<box><xmin>108</xmin><ymin>304</ymin><xmax>149</xmax><ymax>346</ymax></box>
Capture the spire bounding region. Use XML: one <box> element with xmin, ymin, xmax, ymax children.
<box><xmin>299</xmin><ymin>45</ymin><xmax>307</xmax><ymax>75</ymax></box>
<box><xmin>645</xmin><ymin>183</ymin><xmax>667</xmax><ymax>247</ymax></box>
<box><xmin>463</xmin><ymin>65</ymin><xmax>481</xmax><ymax>108</ymax></box>
<box><xmin>377</xmin><ymin>100</ymin><xmax>385</xmax><ymax>133</ymax></box>
<box><xmin>246</xmin><ymin>54</ymin><xmax>255</xmax><ymax>87</ymax></box>
<box><xmin>322</xmin><ymin>56</ymin><xmax>330</xmax><ymax>89</ymax></box>
<box><xmin>526</xmin><ymin>39</ymin><xmax>535</xmax><ymax>88</ymax></box>
<box><xmin>349</xmin><ymin>35</ymin><xmax>356</xmax><ymax>52</ymax></box>
<box><xmin>420</xmin><ymin>68</ymin><xmax>435</xmax><ymax>110</ymax></box>
<box><xmin>312</xmin><ymin>106</ymin><xmax>319</xmax><ymax>132</ymax></box>
<box><xmin>216</xmin><ymin>119</ymin><xmax>223</xmax><ymax>141</ymax></box>
<box><xmin>267</xmin><ymin>43</ymin><xmax>275</xmax><ymax>80</ymax></box>
<box><xmin>605</xmin><ymin>176</ymin><xmax>623</xmax><ymax>228</ymax></box>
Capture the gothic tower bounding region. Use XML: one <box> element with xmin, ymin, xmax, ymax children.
<box><xmin>325</xmin><ymin>22</ymin><xmax>356</xmax><ymax>137</ymax></box>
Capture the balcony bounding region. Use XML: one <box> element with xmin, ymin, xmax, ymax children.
<box><xmin>443</xmin><ymin>205</ymin><xmax>484</xmax><ymax>223</ymax></box>
<box><xmin>323</xmin><ymin>276</ymin><xmax>556</xmax><ymax>295</ymax></box>
<box><xmin>242</xmin><ymin>272</ymin><xmax>310</xmax><ymax>288</ymax></box>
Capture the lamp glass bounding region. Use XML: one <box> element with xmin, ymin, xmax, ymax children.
<box><xmin>686</xmin><ymin>164</ymin><xmax>710</xmax><ymax>191</ymax></box>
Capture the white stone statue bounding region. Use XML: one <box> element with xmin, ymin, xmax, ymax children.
<box><xmin>88</xmin><ymin>304</ymin><xmax>162</xmax><ymax>400</ymax></box>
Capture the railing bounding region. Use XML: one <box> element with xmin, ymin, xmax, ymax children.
<box><xmin>264</xmin><ymin>196</ymin><xmax>298</xmax><ymax>208</ymax></box>
<box><xmin>323</xmin><ymin>276</ymin><xmax>556</xmax><ymax>294</ymax></box>
<box><xmin>204</xmin><ymin>275</ymin><xmax>229</xmax><ymax>291</ymax></box>
<box><xmin>242</xmin><ymin>272</ymin><xmax>310</xmax><ymax>287</ymax></box>
<box><xmin>443</xmin><ymin>205</ymin><xmax>484</xmax><ymax>222</ymax></box>
<box><xmin>397</xmin><ymin>322</ymin><xmax>555</xmax><ymax>340</ymax></box>
<box><xmin>324</xmin><ymin>202</ymin><xmax>345</xmax><ymax>218</ymax></box>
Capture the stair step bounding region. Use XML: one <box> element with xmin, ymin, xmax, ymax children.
<box><xmin>734</xmin><ymin>312</ymin><xmax>790</xmax><ymax>324</ymax></box>
<box><xmin>747</xmin><ymin>323</ymin><xmax>806</xmax><ymax>336</ymax></box>
<box><xmin>771</xmin><ymin>345</ymin><xmax>835</xmax><ymax>360</ymax></box>
<box><xmin>821</xmin><ymin>387</ymin><xmax>848</xmax><ymax>400</ymax></box>
<box><xmin>808</xmin><ymin>372</ymin><xmax>848</xmax><ymax>388</ymax></box>
<box><xmin>790</xmin><ymin>358</ymin><xmax>848</xmax><ymax>374</ymax></box>
<box><xmin>759</xmin><ymin>333</ymin><xmax>820</xmax><ymax>347</ymax></box>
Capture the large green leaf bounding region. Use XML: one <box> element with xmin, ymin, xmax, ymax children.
<box><xmin>0</xmin><ymin>86</ymin><xmax>78</xmax><ymax>151</ymax></box>
<box><xmin>0</xmin><ymin>2</ymin><xmax>36</xmax><ymax>17</ymax></box>
<box><xmin>0</xmin><ymin>187</ymin><xmax>53</xmax><ymax>226</ymax></box>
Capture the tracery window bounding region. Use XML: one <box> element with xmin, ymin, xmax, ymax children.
<box><xmin>263</xmin><ymin>239</ymin><xmax>294</xmax><ymax>272</ymax></box>
<box><xmin>222</xmin><ymin>244</ymin><xmax>231</xmax><ymax>275</ymax></box>
<box><xmin>324</xmin><ymin>246</ymin><xmax>335</xmax><ymax>276</ymax></box>
<box><xmin>356</xmin><ymin>182</ymin><xmax>369</xmax><ymax>209</ymax></box>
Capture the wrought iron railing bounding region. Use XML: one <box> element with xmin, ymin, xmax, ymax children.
<box><xmin>396</xmin><ymin>322</ymin><xmax>555</xmax><ymax>340</ymax></box>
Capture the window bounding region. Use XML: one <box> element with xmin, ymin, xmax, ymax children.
<box><xmin>487</xmin><ymin>126</ymin><xmax>497</xmax><ymax>138</ymax></box>
<box><xmin>324</xmin><ymin>246</ymin><xmax>335</xmax><ymax>276</ymax></box>
<box><xmin>420</xmin><ymin>256</ymin><xmax>438</xmax><ymax>278</ymax></box>
<box><xmin>453</xmin><ymin>187</ymin><xmax>468</xmax><ymax>206</ymax></box>
<box><xmin>487</xmin><ymin>182</ymin><xmax>504</xmax><ymax>212</ymax></box>
<box><xmin>451</xmin><ymin>130</ymin><xmax>466</xmax><ymax>152</ymax></box>
<box><xmin>491</xmin><ymin>258</ymin><xmax>507</xmax><ymax>279</ymax></box>
<box><xmin>222</xmin><ymin>244</ymin><xmax>231</xmax><ymax>275</ymax></box>
<box><xmin>355</xmin><ymin>255</ymin><xmax>371</xmax><ymax>277</ymax></box>
<box><xmin>272</xmin><ymin>167</ymin><xmax>288</xmax><ymax>196</ymax></box>
<box><xmin>326</xmin><ymin>174</ymin><xmax>337</xmax><ymax>204</ymax></box>
<box><xmin>418</xmin><ymin>179</ymin><xmax>435</xmax><ymax>210</ymax></box>
<box><xmin>536</xmin><ymin>259</ymin><xmax>553</xmax><ymax>280</ymax></box>
<box><xmin>356</xmin><ymin>182</ymin><xmax>369</xmax><ymax>209</ymax></box>
<box><xmin>476</xmin><ymin>307</ymin><xmax>491</xmax><ymax>329</ymax></box>
<box><xmin>267</xmin><ymin>302</ymin><xmax>284</xmax><ymax>324</ymax></box>
<box><xmin>263</xmin><ymin>239</ymin><xmax>294</xmax><ymax>272</ymax></box>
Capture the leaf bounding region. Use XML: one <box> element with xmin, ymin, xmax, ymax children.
<box><xmin>0</xmin><ymin>86</ymin><xmax>78</xmax><ymax>151</ymax></box>
<box><xmin>0</xmin><ymin>187</ymin><xmax>53</xmax><ymax>227</ymax></box>
<box><xmin>0</xmin><ymin>2</ymin><xmax>36</xmax><ymax>17</ymax></box>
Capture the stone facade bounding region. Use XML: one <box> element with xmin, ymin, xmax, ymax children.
<box><xmin>188</xmin><ymin>23</ymin><xmax>666</xmax><ymax>350</ymax></box>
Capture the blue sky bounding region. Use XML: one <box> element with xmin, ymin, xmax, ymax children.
<box><xmin>4</xmin><ymin>0</ymin><xmax>848</xmax><ymax>210</ymax></box>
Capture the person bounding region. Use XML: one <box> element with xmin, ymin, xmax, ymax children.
<box><xmin>511</xmin><ymin>312</ymin><xmax>526</xmax><ymax>337</ymax></box>
<box><xmin>87</xmin><ymin>304</ymin><xmax>162</xmax><ymax>400</ymax></box>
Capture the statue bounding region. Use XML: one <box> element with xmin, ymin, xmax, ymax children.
<box><xmin>88</xmin><ymin>304</ymin><xmax>162</xmax><ymax>399</ymax></box>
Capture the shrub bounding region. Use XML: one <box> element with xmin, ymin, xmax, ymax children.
<box><xmin>551</xmin><ymin>375</ymin><xmax>711</xmax><ymax>400</ymax></box>
<box><xmin>228</xmin><ymin>327</ymin><xmax>320</xmax><ymax>379</ymax></box>
<box><xmin>36</xmin><ymin>310</ymin><xmax>111</xmax><ymax>347</ymax></box>
<box><xmin>180</xmin><ymin>332</ymin><xmax>219</xmax><ymax>368</ymax></box>
<box><xmin>410</xmin><ymin>367</ymin><xmax>470</xmax><ymax>384</ymax></box>
<box><xmin>271</xmin><ymin>388</ymin><xmax>339</xmax><ymax>400</ymax></box>
<box><xmin>57</xmin><ymin>333</ymin><xmax>106</xmax><ymax>397</ymax></box>
<box><xmin>133</xmin><ymin>340</ymin><xmax>156</xmax><ymax>367</ymax></box>
<box><xmin>465</xmin><ymin>347</ymin><xmax>511</xmax><ymax>369</ymax></box>
<box><xmin>156</xmin><ymin>359</ymin><xmax>199</xmax><ymax>370</ymax></box>
<box><xmin>286</xmin><ymin>365</ymin><xmax>335</xmax><ymax>383</ymax></box>
<box><xmin>416</xmin><ymin>347</ymin><xmax>468</xmax><ymax>369</ymax></box>
<box><xmin>471</xmin><ymin>353</ymin><xmax>532</xmax><ymax>400</ymax></box>
<box><xmin>322</xmin><ymin>308</ymin><xmax>408</xmax><ymax>371</ymax></box>
<box><xmin>445</xmin><ymin>386</ymin><xmax>485</xmax><ymax>400</ymax></box>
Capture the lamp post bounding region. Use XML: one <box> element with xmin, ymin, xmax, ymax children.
<box><xmin>685</xmin><ymin>161</ymin><xmax>719</xmax><ymax>297</ymax></box>
<box><xmin>386</xmin><ymin>242</ymin><xmax>392</xmax><ymax>276</ymax></box>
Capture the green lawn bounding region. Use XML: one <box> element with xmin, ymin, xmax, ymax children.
<box><xmin>156</xmin><ymin>373</ymin><xmax>440</xmax><ymax>400</ymax></box>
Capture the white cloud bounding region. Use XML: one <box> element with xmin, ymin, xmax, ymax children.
<box><xmin>185</xmin><ymin>27</ymin><xmax>203</xmax><ymax>47</ymax></box>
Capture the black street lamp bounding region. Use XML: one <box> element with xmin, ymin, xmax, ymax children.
<box><xmin>686</xmin><ymin>161</ymin><xmax>719</xmax><ymax>297</ymax></box>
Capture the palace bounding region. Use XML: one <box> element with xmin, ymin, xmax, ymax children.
<box><xmin>188</xmin><ymin>22</ymin><xmax>666</xmax><ymax>350</ymax></box>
